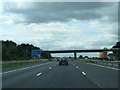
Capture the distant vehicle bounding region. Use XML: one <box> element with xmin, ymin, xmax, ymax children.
<box><xmin>99</xmin><ymin>51</ymin><xmax>108</xmax><ymax>60</ymax></box>
<box><xmin>56</xmin><ymin>58</ymin><xmax>59</xmax><ymax>61</ymax></box>
<box><xmin>84</xmin><ymin>56</ymin><xmax>88</xmax><ymax>60</ymax></box>
<box><xmin>59</xmin><ymin>58</ymin><xmax>68</xmax><ymax>66</ymax></box>
<box><xmin>108</xmin><ymin>53</ymin><xmax>115</xmax><ymax>61</ymax></box>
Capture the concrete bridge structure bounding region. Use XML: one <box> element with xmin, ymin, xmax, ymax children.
<box><xmin>44</xmin><ymin>49</ymin><xmax>119</xmax><ymax>59</ymax></box>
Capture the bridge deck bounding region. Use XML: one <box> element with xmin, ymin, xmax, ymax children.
<box><xmin>44</xmin><ymin>49</ymin><xmax>115</xmax><ymax>53</ymax></box>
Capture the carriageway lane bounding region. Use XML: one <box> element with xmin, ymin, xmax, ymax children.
<box><xmin>70</xmin><ymin>60</ymin><xmax>119</xmax><ymax>88</ymax></box>
<box><xmin>30</xmin><ymin>61</ymin><xmax>99</xmax><ymax>88</ymax></box>
<box><xmin>2</xmin><ymin>60</ymin><xmax>100</xmax><ymax>88</ymax></box>
<box><xmin>2</xmin><ymin>61</ymin><xmax>55</xmax><ymax>88</ymax></box>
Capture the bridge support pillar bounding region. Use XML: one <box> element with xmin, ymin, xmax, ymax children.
<box><xmin>74</xmin><ymin>52</ymin><xmax>77</xmax><ymax>59</ymax></box>
<box><xmin>48</xmin><ymin>52</ymin><xmax>51</xmax><ymax>61</ymax></box>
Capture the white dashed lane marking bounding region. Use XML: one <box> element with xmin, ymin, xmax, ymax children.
<box><xmin>49</xmin><ymin>67</ymin><xmax>52</xmax><ymax>70</ymax></box>
<box><xmin>36</xmin><ymin>73</ymin><xmax>42</xmax><ymax>76</ymax></box>
<box><xmin>76</xmin><ymin>66</ymin><xmax>79</xmax><ymax>69</ymax></box>
<box><xmin>82</xmin><ymin>72</ymin><xmax>86</xmax><ymax>75</ymax></box>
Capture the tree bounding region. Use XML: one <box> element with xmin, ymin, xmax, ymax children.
<box><xmin>2</xmin><ymin>40</ymin><xmax>51</xmax><ymax>61</ymax></box>
<box><xmin>113</xmin><ymin>41</ymin><xmax>120</xmax><ymax>48</ymax></box>
<box><xmin>112</xmin><ymin>41</ymin><xmax>120</xmax><ymax>60</ymax></box>
<box><xmin>2</xmin><ymin>40</ymin><xmax>18</xmax><ymax>60</ymax></box>
<box><xmin>79</xmin><ymin>55</ymin><xmax>83</xmax><ymax>58</ymax></box>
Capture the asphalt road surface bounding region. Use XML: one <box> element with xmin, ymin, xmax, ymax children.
<box><xmin>2</xmin><ymin>60</ymin><xmax>119</xmax><ymax>88</ymax></box>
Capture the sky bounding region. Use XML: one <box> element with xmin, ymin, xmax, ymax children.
<box><xmin>0</xmin><ymin>1</ymin><xmax>119</xmax><ymax>57</ymax></box>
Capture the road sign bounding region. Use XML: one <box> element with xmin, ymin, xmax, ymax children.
<box><xmin>31</xmin><ymin>50</ymin><xmax>41</xmax><ymax>59</ymax></box>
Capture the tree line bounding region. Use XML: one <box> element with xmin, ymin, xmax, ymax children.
<box><xmin>112</xmin><ymin>41</ymin><xmax>120</xmax><ymax>48</ymax></box>
<box><xmin>1</xmin><ymin>40</ymin><xmax>120</xmax><ymax>61</ymax></box>
<box><xmin>2</xmin><ymin>40</ymin><xmax>51</xmax><ymax>61</ymax></box>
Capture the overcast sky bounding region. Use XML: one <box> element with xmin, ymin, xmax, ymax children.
<box><xmin>0</xmin><ymin>2</ymin><xmax>118</xmax><ymax>57</ymax></box>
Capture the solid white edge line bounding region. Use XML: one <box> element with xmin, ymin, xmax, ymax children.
<box><xmin>89</xmin><ymin>63</ymin><xmax>119</xmax><ymax>70</ymax></box>
<box><xmin>1</xmin><ymin>62</ymin><xmax>52</xmax><ymax>74</ymax></box>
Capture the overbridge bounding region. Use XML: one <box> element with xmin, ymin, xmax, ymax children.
<box><xmin>44</xmin><ymin>49</ymin><xmax>119</xmax><ymax>59</ymax></box>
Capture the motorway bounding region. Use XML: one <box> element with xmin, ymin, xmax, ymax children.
<box><xmin>2</xmin><ymin>60</ymin><xmax>119</xmax><ymax>88</ymax></box>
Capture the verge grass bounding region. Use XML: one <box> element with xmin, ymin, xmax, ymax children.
<box><xmin>2</xmin><ymin>59</ymin><xmax>49</xmax><ymax>68</ymax></box>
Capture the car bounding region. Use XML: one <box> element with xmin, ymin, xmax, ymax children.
<box><xmin>59</xmin><ymin>58</ymin><xmax>68</xmax><ymax>65</ymax></box>
<box><xmin>56</xmin><ymin>58</ymin><xmax>59</xmax><ymax>61</ymax></box>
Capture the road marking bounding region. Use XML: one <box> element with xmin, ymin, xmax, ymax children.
<box><xmin>76</xmin><ymin>66</ymin><xmax>79</xmax><ymax>69</ymax></box>
<box><xmin>89</xmin><ymin>63</ymin><xmax>120</xmax><ymax>70</ymax></box>
<box><xmin>105</xmin><ymin>66</ymin><xmax>119</xmax><ymax>70</ymax></box>
<box><xmin>0</xmin><ymin>67</ymin><xmax>31</xmax><ymax>74</ymax></box>
<box><xmin>0</xmin><ymin>69</ymin><xmax>18</xmax><ymax>74</ymax></box>
<box><xmin>100</xmin><ymin>66</ymin><xmax>105</xmax><ymax>67</ymax></box>
<box><xmin>36</xmin><ymin>73</ymin><xmax>42</xmax><ymax>76</ymax></box>
<box><xmin>0</xmin><ymin>62</ymin><xmax>53</xmax><ymax>74</ymax></box>
<box><xmin>49</xmin><ymin>67</ymin><xmax>52</xmax><ymax>69</ymax></box>
<box><xmin>82</xmin><ymin>72</ymin><xmax>86</xmax><ymax>75</ymax></box>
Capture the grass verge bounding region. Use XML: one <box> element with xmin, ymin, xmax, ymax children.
<box><xmin>2</xmin><ymin>59</ymin><xmax>49</xmax><ymax>68</ymax></box>
<box><xmin>78</xmin><ymin>59</ymin><xmax>97</xmax><ymax>63</ymax></box>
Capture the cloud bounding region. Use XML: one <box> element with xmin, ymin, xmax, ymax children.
<box><xmin>2</xmin><ymin>2</ymin><xmax>118</xmax><ymax>24</ymax></box>
<box><xmin>88</xmin><ymin>19</ymin><xmax>118</xmax><ymax>35</ymax></box>
<box><xmin>1</xmin><ymin>19</ymin><xmax>117</xmax><ymax>50</ymax></box>
<box><xmin>0</xmin><ymin>2</ymin><xmax>118</xmax><ymax>57</ymax></box>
